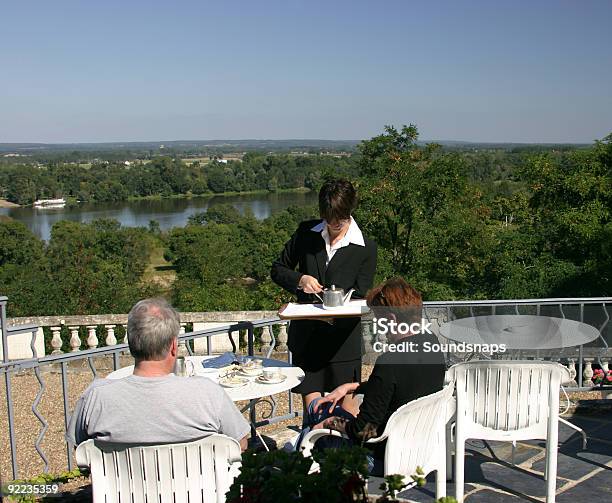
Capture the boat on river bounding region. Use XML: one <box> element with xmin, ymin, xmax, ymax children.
<box><xmin>33</xmin><ymin>198</ymin><xmax>66</xmax><ymax>208</ymax></box>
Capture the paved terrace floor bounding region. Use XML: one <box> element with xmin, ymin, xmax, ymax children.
<box><xmin>365</xmin><ymin>407</ymin><xmax>612</xmax><ymax>502</ymax></box>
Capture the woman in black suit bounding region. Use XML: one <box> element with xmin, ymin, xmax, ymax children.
<box><xmin>271</xmin><ymin>178</ymin><xmax>377</xmax><ymax>412</ymax></box>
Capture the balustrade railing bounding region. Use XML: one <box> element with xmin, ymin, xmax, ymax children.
<box><xmin>1</xmin><ymin>296</ymin><xmax>611</xmax><ymax>481</ymax></box>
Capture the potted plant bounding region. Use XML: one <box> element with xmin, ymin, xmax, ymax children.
<box><xmin>226</xmin><ymin>447</ymin><xmax>457</xmax><ymax>503</ymax></box>
<box><xmin>593</xmin><ymin>368</ymin><xmax>612</xmax><ymax>399</ymax></box>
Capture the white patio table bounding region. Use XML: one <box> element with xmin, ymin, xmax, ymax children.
<box><xmin>440</xmin><ymin>314</ymin><xmax>599</xmax><ymax>350</ymax></box>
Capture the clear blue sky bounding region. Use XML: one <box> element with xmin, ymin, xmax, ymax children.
<box><xmin>1</xmin><ymin>0</ymin><xmax>611</xmax><ymax>143</ymax></box>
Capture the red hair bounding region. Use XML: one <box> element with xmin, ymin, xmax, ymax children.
<box><xmin>366</xmin><ymin>277</ymin><xmax>422</xmax><ymax>308</ymax></box>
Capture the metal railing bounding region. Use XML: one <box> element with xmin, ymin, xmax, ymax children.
<box><xmin>1</xmin><ymin>296</ymin><xmax>611</xmax><ymax>481</ymax></box>
<box><xmin>1</xmin><ymin>299</ymin><xmax>291</xmax><ymax>481</ymax></box>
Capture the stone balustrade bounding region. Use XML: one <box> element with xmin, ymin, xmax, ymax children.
<box><xmin>6</xmin><ymin>310</ymin><xmax>289</xmax><ymax>358</ymax></box>
<box><xmin>3</xmin><ymin>306</ymin><xmax>611</xmax><ymax>389</ymax></box>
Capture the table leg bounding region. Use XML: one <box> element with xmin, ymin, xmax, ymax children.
<box><xmin>245</xmin><ymin>398</ymin><xmax>271</xmax><ymax>451</ymax></box>
<box><xmin>249</xmin><ymin>399</ymin><xmax>256</xmax><ymax>438</ymax></box>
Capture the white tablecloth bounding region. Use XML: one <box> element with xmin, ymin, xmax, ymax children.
<box><xmin>440</xmin><ymin>315</ymin><xmax>600</xmax><ymax>350</ymax></box>
<box><xmin>106</xmin><ymin>356</ymin><xmax>304</xmax><ymax>401</ymax></box>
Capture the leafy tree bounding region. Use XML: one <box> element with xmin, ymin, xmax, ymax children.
<box><xmin>188</xmin><ymin>204</ymin><xmax>243</xmax><ymax>226</ymax></box>
<box><xmin>355</xmin><ymin>125</ymin><xmax>496</xmax><ymax>299</ymax></box>
<box><xmin>0</xmin><ymin>220</ymin><xmax>45</xmax><ymax>267</ymax></box>
<box><xmin>516</xmin><ymin>133</ymin><xmax>612</xmax><ymax>295</ymax></box>
<box><xmin>40</xmin><ymin>220</ymin><xmax>154</xmax><ymax>314</ymax></box>
<box><xmin>0</xmin><ymin>220</ymin><xmax>51</xmax><ymax>316</ymax></box>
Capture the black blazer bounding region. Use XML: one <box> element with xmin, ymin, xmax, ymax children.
<box><xmin>271</xmin><ymin>219</ymin><xmax>377</xmax><ymax>367</ymax></box>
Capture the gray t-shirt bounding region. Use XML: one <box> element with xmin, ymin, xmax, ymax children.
<box><xmin>66</xmin><ymin>374</ymin><xmax>250</xmax><ymax>446</ymax></box>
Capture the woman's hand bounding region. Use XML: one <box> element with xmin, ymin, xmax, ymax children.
<box><xmin>298</xmin><ymin>275</ymin><xmax>323</xmax><ymax>294</ymax></box>
<box><xmin>314</xmin><ymin>382</ymin><xmax>360</xmax><ymax>413</ymax></box>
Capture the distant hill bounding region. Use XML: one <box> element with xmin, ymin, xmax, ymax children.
<box><xmin>0</xmin><ymin>139</ymin><xmax>361</xmax><ymax>154</ymax></box>
<box><xmin>0</xmin><ymin>139</ymin><xmax>591</xmax><ymax>156</ymax></box>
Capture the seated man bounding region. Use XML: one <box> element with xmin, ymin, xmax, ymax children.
<box><xmin>66</xmin><ymin>298</ymin><xmax>250</xmax><ymax>451</ymax></box>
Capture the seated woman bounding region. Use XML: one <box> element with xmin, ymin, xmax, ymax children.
<box><xmin>300</xmin><ymin>277</ymin><xmax>446</xmax><ymax>474</ymax></box>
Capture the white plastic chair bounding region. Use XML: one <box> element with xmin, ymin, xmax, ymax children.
<box><xmin>76</xmin><ymin>434</ymin><xmax>241</xmax><ymax>503</ymax></box>
<box><xmin>300</xmin><ymin>383</ymin><xmax>455</xmax><ymax>500</ymax></box>
<box><xmin>447</xmin><ymin>361</ymin><xmax>570</xmax><ymax>503</ymax></box>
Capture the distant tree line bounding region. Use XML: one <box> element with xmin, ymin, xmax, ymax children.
<box><xmin>0</xmin><ymin>145</ymin><xmax>575</xmax><ymax>206</ymax></box>
<box><xmin>0</xmin><ymin>154</ymin><xmax>358</xmax><ymax>205</ymax></box>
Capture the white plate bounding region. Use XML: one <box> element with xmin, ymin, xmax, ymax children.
<box><xmin>219</xmin><ymin>377</ymin><xmax>249</xmax><ymax>388</ymax></box>
<box><xmin>256</xmin><ymin>374</ymin><xmax>287</xmax><ymax>385</ymax></box>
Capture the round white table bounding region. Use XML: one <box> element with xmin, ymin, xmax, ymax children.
<box><xmin>440</xmin><ymin>315</ymin><xmax>600</xmax><ymax>350</ymax></box>
<box><xmin>106</xmin><ymin>356</ymin><xmax>304</xmax><ymax>402</ymax></box>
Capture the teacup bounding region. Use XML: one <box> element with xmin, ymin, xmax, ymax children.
<box><xmin>240</xmin><ymin>357</ymin><xmax>262</xmax><ymax>373</ymax></box>
<box><xmin>262</xmin><ymin>367</ymin><xmax>282</xmax><ymax>381</ymax></box>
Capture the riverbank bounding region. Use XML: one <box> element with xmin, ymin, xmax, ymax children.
<box><xmin>0</xmin><ymin>190</ymin><xmax>317</xmax><ymax>241</ymax></box>
<box><xmin>0</xmin><ymin>199</ymin><xmax>20</xmax><ymax>208</ymax></box>
<box><xmin>126</xmin><ymin>186</ymin><xmax>311</xmax><ymax>202</ymax></box>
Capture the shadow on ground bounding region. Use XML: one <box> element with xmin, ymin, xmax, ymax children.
<box><xmin>368</xmin><ymin>412</ymin><xmax>612</xmax><ymax>502</ymax></box>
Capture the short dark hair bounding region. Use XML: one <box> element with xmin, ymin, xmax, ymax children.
<box><xmin>318</xmin><ymin>178</ymin><xmax>357</xmax><ymax>222</ymax></box>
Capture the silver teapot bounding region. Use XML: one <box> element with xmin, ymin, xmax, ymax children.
<box><xmin>318</xmin><ymin>285</ymin><xmax>355</xmax><ymax>308</ymax></box>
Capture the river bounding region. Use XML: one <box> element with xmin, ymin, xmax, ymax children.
<box><xmin>0</xmin><ymin>191</ymin><xmax>317</xmax><ymax>240</ymax></box>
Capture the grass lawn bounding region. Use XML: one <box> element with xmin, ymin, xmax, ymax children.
<box><xmin>142</xmin><ymin>245</ymin><xmax>176</xmax><ymax>293</ymax></box>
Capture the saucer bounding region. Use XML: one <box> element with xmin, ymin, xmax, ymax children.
<box><xmin>219</xmin><ymin>376</ymin><xmax>249</xmax><ymax>388</ymax></box>
<box><xmin>256</xmin><ymin>374</ymin><xmax>287</xmax><ymax>384</ymax></box>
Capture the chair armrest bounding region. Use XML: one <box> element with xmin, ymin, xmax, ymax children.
<box><xmin>300</xmin><ymin>426</ymin><xmax>389</xmax><ymax>448</ymax></box>
<box><xmin>364</xmin><ymin>432</ymin><xmax>388</xmax><ymax>444</ymax></box>
<box><xmin>299</xmin><ymin>429</ymin><xmax>346</xmax><ymax>458</ymax></box>
<box><xmin>229</xmin><ymin>460</ymin><xmax>242</xmax><ymax>480</ymax></box>
<box><xmin>75</xmin><ymin>440</ymin><xmax>92</xmax><ymax>469</ymax></box>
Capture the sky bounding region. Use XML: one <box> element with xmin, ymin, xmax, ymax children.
<box><xmin>1</xmin><ymin>0</ymin><xmax>611</xmax><ymax>143</ymax></box>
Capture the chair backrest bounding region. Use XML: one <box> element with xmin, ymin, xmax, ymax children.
<box><xmin>382</xmin><ymin>383</ymin><xmax>455</xmax><ymax>477</ymax></box>
<box><xmin>75</xmin><ymin>434</ymin><xmax>241</xmax><ymax>503</ymax></box>
<box><xmin>448</xmin><ymin>361</ymin><xmax>570</xmax><ymax>440</ymax></box>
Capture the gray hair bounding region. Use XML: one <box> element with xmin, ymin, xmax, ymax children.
<box><xmin>127</xmin><ymin>298</ymin><xmax>181</xmax><ymax>360</ymax></box>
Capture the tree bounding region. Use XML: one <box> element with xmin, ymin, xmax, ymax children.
<box><xmin>0</xmin><ymin>220</ymin><xmax>44</xmax><ymax>266</ymax></box>
<box><xmin>188</xmin><ymin>204</ymin><xmax>243</xmax><ymax>226</ymax></box>
<box><xmin>355</xmin><ymin>125</ymin><xmax>502</xmax><ymax>299</ymax></box>
<box><xmin>6</xmin><ymin>175</ymin><xmax>37</xmax><ymax>204</ymax></box>
<box><xmin>0</xmin><ymin>220</ymin><xmax>51</xmax><ymax>316</ymax></box>
<box><xmin>43</xmin><ymin>220</ymin><xmax>154</xmax><ymax>314</ymax></box>
<box><xmin>207</xmin><ymin>165</ymin><xmax>230</xmax><ymax>193</ymax></box>
<box><xmin>515</xmin><ymin>133</ymin><xmax>612</xmax><ymax>295</ymax></box>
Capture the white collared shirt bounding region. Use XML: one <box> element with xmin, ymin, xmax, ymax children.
<box><xmin>311</xmin><ymin>217</ymin><xmax>365</xmax><ymax>267</ymax></box>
